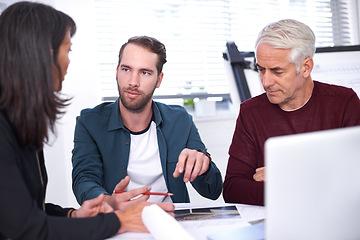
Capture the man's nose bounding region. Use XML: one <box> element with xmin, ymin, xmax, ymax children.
<box><xmin>129</xmin><ymin>72</ymin><xmax>140</xmax><ymax>87</ymax></box>
<box><xmin>262</xmin><ymin>72</ymin><xmax>274</xmax><ymax>88</ymax></box>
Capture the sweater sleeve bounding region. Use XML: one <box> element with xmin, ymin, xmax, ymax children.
<box><xmin>223</xmin><ymin>109</ymin><xmax>265</xmax><ymax>206</ymax></box>
<box><xmin>342</xmin><ymin>89</ymin><xmax>360</xmax><ymax>126</ymax></box>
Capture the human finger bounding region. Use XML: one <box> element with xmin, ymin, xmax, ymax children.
<box><xmin>113</xmin><ymin>187</ymin><xmax>150</xmax><ymax>211</ymax></box>
<box><xmin>198</xmin><ymin>154</ymin><xmax>210</xmax><ymax>176</ymax></box>
<box><xmin>81</xmin><ymin>193</ymin><xmax>105</xmax><ymax>210</ymax></box>
<box><xmin>156</xmin><ymin>202</ymin><xmax>175</xmax><ymax>213</ymax></box>
<box><xmin>100</xmin><ymin>200</ymin><xmax>115</xmax><ymax>214</ymax></box>
<box><xmin>75</xmin><ymin>194</ymin><xmax>112</xmax><ymax>218</ymax></box>
<box><xmin>173</xmin><ymin>148</ymin><xmax>188</xmax><ymax>178</ymax></box>
<box><xmin>124</xmin><ymin>186</ymin><xmax>151</xmax><ymax>200</ymax></box>
<box><xmin>183</xmin><ymin>151</ymin><xmax>196</xmax><ymax>183</ymax></box>
<box><xmin>122</xmin><ymin>193</ymin><xmax>150</xmax><ymax>211</ymax></box>
<box><xmin>114</xmin><ymin>176</ymin><xmax>130</xmax><ymax>191</ymax></box>
<box><xmin>189</xmin><ymin>154</ymin><xmax>204</xmax><ymax>182</ymax></box>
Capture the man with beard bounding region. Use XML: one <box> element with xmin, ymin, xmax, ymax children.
<box><xmin>72</xmin><ymin>36</ymin><xmax>222</xmax><ymax>210</ymax></box>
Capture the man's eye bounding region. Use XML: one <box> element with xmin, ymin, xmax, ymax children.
<box><xmin>142</xmin><ymin>71</ymin><xmax>150</xmax><ymax>75</ymax></box>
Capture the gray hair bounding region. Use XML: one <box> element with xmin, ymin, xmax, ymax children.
<box><xmin>255</xmin><ymin>19</ymin><xmax>316</xmax><ymax>72</ymax></box>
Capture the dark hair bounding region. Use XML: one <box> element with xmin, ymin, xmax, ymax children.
<box><xmin>0</xmin><ymin>1</ymin><xmax>76</xmax><ymax>149</ymax></box>
<box><xmin>118</xmin><ymin>36</ymin><xmax>167</xmax><ymax>75</ymax></box>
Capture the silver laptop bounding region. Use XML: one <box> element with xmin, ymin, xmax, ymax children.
<box><xmin>265</xmin><ymin>126</ymin><xmax>360</xmax><ymax>240</ymax></box>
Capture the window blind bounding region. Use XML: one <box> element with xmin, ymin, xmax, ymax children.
<box><xmin>94</xmin><ymin>0</ymin><xmax>358</xmax><ymax>100</ymax></box>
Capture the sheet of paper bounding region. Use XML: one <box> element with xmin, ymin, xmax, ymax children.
<box><xmin>236</xmin><ymin>204</ymin><xmax>266</xmax><ymax>223</ymax></box>
<box><xmin>174</xmin><ymin>203</ymin><xmax>264</xmax><ymax>240</ymax></box>
<box><xmin>175</xmin><ymin>202</ymin><xmax>266</xmax><ymax>223</ymax></box>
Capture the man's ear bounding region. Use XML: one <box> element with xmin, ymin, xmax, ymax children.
<box><xmin>156</xmin><ymin>72</ymin><xmax>164</xmax><ymax>88</ymax></box>
<box><xmin>301</xmin><ymin>57</ymin><xmax>313</xmax><ymax>78</ymax></box>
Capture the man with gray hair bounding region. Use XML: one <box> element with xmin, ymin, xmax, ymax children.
<box><xmin>223</xmin><ymin>19</ymin><xmax>360</xmax><ymax>206</ymax></box>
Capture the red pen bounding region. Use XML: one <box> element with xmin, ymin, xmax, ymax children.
<box><xmin>114</xmin><ymin>190</ymin><xmax>173</xmax><ymax>196</ymax></box>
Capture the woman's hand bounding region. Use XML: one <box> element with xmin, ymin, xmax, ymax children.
<box><xmin>71</xmin><ymin>194</ymin><xmax>114</xmax><ymax>218</ymax></box>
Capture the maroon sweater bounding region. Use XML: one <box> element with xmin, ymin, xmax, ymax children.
<box><xmin>223</xmin><ymin>81</ymin><xmax>360</xmax><ymax>206</ymax></box>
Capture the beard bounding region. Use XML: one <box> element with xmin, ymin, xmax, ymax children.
<box><xmin>118</xmin><ymin>82</ymin><xmax>157</xmax><ymax>113</ymax></box>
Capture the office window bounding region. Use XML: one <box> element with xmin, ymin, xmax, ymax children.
<box><xmin>94</xmin><ymin>0</ymin><xmax>359</xmax><ymax>101</ymax></box>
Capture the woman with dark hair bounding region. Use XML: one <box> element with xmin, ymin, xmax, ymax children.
<box><xmin>0</xmin><ymin>2</ymin><xmax>173</xmax><ymax>239</ymax></box>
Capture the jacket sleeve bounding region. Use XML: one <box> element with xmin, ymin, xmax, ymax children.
<box><xmin>186</xmin><ymin>118</ymin><xmax>223</xmax><ymax>200</ymax></box>
<box><xmin>45</xmin><ymin>203</ymin><xmax>71</xmax><ymax>217</ymax></box>
<box><xmin>190</xmin><ymin>160</ymin><xmax>223</xmax><ymax>200</ymax></box>
<box><xmin>72</xmin><ymin>114</ymin><xmax>110</xmax><ymax>205</ymax></box>
<box><xmin>0</xmin><ymin>114</ymin><xmax>120</xmax><ymax>240</ymax></box>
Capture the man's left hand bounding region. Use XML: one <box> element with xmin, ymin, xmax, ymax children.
<box><xmin>253</xmin><ymin>167</ymin><xmax>265</xmax><ymax>182</ymax></box>
<box><xmin>173</xmin><ymin>148</ymin><xmax>210</xmax><ymax>183</ymax></box>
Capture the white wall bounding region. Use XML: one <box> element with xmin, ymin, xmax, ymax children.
<box><xmin>44</xmin><ymin>0</ymin><xmax>100</xmax><ymax>208</ymax></box>
<box><xmin>187</xmin><ymin>114</ymin><xmax>237</xmax><ymax>204</ymax></box>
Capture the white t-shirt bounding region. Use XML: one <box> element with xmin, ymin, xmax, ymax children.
<box><xmin>126</xmin><ymin>121</ymin><xmax>172</xmax><ymax>203</ymax></box>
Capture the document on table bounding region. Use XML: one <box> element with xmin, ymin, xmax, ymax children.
<box><xmin>175</xmin><ymin>203</ymin><xmax>265</xmax><ymax>239</ymax></box>
<box><xmin>174</xmin><ymin>205</ymin><xmax>240</xmax><ymax>221</ymax></box>
<box><xmin>106</xmin><ymin>203</ymin><xmax>265</xmax><ymax>240</ymax></box>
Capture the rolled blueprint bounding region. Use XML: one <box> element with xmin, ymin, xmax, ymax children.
<box><xmin>142</xmin><ymin>204</ymin><xmax>196</xmax><ymax>240</ymax></box>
